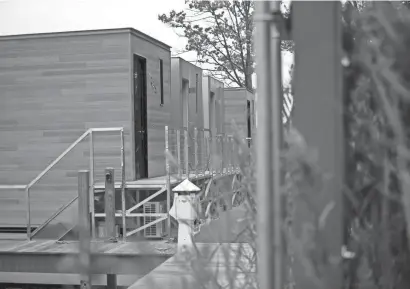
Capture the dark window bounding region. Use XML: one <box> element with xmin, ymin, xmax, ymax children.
<box><xmin>160</xmin><ymin>59</ymin><xmax>164</xmax><ymax>106</ymax></box>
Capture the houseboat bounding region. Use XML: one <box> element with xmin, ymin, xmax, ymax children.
<box><xmin>224</xmin><ymin>87</ymin><xmax>256</xmax><ymax>141</ymax></box>
<box><xmin>0</xmin><ymin>27</ymin><xmax>173</xmax><ymax>235</ymax></box>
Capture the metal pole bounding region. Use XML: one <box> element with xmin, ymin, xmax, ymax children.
<box><xmin>120</xmin><ymin>129</ymin><xmax>126</xmax><ymax>241</ymax></box>
<box><xmin>26</xmin><ymin>186</ymin><xmax>31</xmax><ymax>240</ymax></box>
<box><xmin>105</xmin><ymin>168</ymin><xmax>116</xmax><ymax>239</ymax></box>
<box><xmin>184</xmin><ymin>129</ymin><xmax>189</xmax><ymax>178</ymax></box>
<box><xmin>78</xmin><ymin>170</ymin><xmax>91</xmax><ymax>289</ymax></box>
<box><xmin>194</xmin><ymin>127</ymin><xmax>198</xmax><ymax>178</ymax></box>
<box><xmin>177</xmin><ymin>130</ymin><xmax>182</xmax><ymax>178</ymax></box>
<box><xmin>255</xmin><ymin>2</ymin><xmax>275</xmax><ymax>289</ymax></box>
<box><xmin>270</xmin><ymin>1</ymin><xmax>285</xmax><ymax>289</ymax></box>
<box><xmin>89</xmin><ymin>131</ymin><xmax>96</xmax><ymax>239</ymax></box>
<box><xmin>165</xmin><ymin>126</ymin><xmax>172</xmax><ymax>236</ymax></box>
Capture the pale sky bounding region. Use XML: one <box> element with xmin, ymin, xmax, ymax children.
<box><xmin>0</xmin><ymin>0</ymin><xmax>293</xmax><ymax>86</ymax></box>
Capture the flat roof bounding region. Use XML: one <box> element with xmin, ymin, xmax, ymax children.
<box><xmin>0</xmin><ymin>27</ymin><xmax>171</xmax><ymax>51</ymax></box>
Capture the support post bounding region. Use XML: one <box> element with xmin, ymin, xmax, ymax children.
<box><xmin>89</xmin><ymin>131</ymin><xmax>96</xmax><ymax>239</ymax></box>
<box><xmin>194</xmin><ymin>127</ymin><xmax>198</xmax><ymax>178</ymax></box>
<box><xmin>120</xmin><ymin>129</ymin><xmax>126</xmax><ymax>241</ymax></box>
<box><xmin>165</xmin><ymin>126</ymin><xmax>172</xmax><ymax>236</ymax></box>
<box><xmin>184</xmin><ymin>129</ymin><xmax>189</xmax><ymax>178</ymax></box>
<box><xmin>209</xmin><ymin>134</ymin><xmax>213</xmax><ymax>175</ymax></box>
<box><xmin>105</xmin><ymin>168</ymin><xmax>116</xmax><ymax>239</ymax></box>
<box><xmin>107</xmin><ymin>274</ymin><xmax>117</xmax><ymax>289</ymax></box>
<box><xmin>221</xmin><ymin>135</ymin><xmax>225</xmax><ymax>174</ymax></box>
<box><xmin>177</xmin><ymin>130</ymin><xmax>182</xmax><ymax>178</ymax></box>
<box><xmin>255</xmin><ymin>2</ymin><xmax>277</xmax><ymax>289</ymax></box>
<box><xmin>292</xmin><ymin>2</ymin><xmax>344</xmax><ymax>289</ymax></box>
<box><xmin>78</xmin><ymin>170</ymin><xmax>91</xmax><ymax>289</ymax></box>
<box><xmin>269</xmin><ymin>1</ymin><xmax>285</xmax><ymax>289</ymax></box>
<box><xmin>26</xmin><ymin>187</ymin><xmax>31</xmax><ymax>240</ymax></box>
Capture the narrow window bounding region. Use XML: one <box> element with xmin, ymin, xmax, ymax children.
<box><xmin>160</xmin><ymin>59</ymin><xmax>164</xmax><ymax>106</ymax></box>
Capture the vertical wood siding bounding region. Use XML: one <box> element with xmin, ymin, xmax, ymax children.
<box><xmin>0</xmin><ymin>30</ymin><xmax>171</xmax><ymax>227</ymax></box>
<box><xmin>130</xmin><ymin>34</ymin><xmax>171</xmax><ymax>178</ymax></box>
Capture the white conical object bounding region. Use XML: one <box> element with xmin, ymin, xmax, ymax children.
<box><xmin>173</xmin><ymin>178</ymin><xmax>200</xmax><ymax>192</ymax></box>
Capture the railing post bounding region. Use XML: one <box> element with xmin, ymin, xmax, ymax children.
<box><xmin>228</xmin><ymin>136</ymin><xmax>232</xmax><ymax>172</ymax></box>
<box><xmin>177</xmin><ymin>130</ymin><xmax>182</xmax><ymax>178</ymax></box>
<box><xmin>165</xmin><ymin>126</ymin><xmax>171</xmax><ymax>236</ymax></box>
<box><xmin>120</xmin><ymin>129</ymin><xmax>126</xmax><ymax>242</ymax></box>
<box><xmin>78</xmin><ymin>170</ymin><xmax>91</xmax><ymax>289</ymax></box>
<box><xmin>194</xmin><ymin>128</ymin><xmax>198</xmax><ymax>178</ymax></box>
<box><xmin>26</xmin><ymin>186</ymin><xmax>31</xmax><ymax>240</ymax></box>
<box><xmin>89</xmin><ymin>130</ymin><xmax>95</xmax><ymax>239</ymax></box>
<box><xmin>209</xmin><ymin>135</ymin><xmax>213</xmax><ymax>176</ymax></box>
<box><xmin>105</xmin><ymin>168</ymin><xmax>116</xmax><ymax>239</ymax></box>
<box><xmin>184</xmin><ymin>129</ymin><xmax>189</xmax><ymax>178</ymax></box>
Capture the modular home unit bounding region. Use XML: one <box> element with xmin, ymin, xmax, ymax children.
<box><xmin>170</xmin><ymin>57</ymin><xmax>203</xmax><ymax>130</ymax></box>
<box><xmin>0</xmin><ymin>28</ymin><xmax>171</xmax><ymax>228</ymax></box>
<box><xmin>224</xmin><ymin>87</ymin><xmax>256</xmax><ymax>138</ymax></box>
<box><xmin>202</xmin><ymin>76</ymin><xmax>225</xmax><ymax>137</ymax></box>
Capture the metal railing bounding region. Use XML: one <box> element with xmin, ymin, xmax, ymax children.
<box><xmin>166</xmin><ymin>126</ymin><xmax>239</xmax><ymax>178</ymax></box>
<box><xmin>0</xmin><ymin>125</ymin><xmax>255</xmax><ymax>241</ymax></box>
<box><xmin>0</xmin><ymin>127</ymin><xmax>125</xmax><ymax>240</ymax></box>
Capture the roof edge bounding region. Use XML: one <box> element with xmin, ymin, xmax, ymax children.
<box><xmin>0</xmin><ymin>27</ymin><xmax>172</xmax><ymax>50</ymax></box>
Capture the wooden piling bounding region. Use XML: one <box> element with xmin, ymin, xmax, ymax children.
<box><xmin>78</xmin><ymin>170</ymin><xmax>91</xmax><ymax>289</ymax></box>
<box><xmin>105</xmin><ymin>167</ymin><xmax>116</xmax><ymax>239</ymax></box>
<box><xmin>107</xmin><ymin>274</ymin><xmax>117</xmax><ymax>289</ymax></box>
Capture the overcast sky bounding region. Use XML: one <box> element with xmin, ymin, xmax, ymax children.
<box><xmin>0</xmin><ymin>0</ymin><xmax>293</xmax><ymax>85</ymax></box>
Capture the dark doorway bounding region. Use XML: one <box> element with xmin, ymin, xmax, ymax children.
<box><xmin>133</xmin><ymin>54</ymin><xmax>148</xmax><ymax>179</ymax></box>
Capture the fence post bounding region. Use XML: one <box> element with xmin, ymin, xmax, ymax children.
<box><xmin>89</xmin><ymin>131</ymin><xmax>95</xmax><ymax>239</ymax></box>
<box><xmin>120</xmin><ymin>129</ymin><xmax>126</xmax><ymax>242</ymax></box>
<box><xmin>78</xmin><ymin>170</ymin><xmax>91</xmax><ymax>289</ymax></box>
<box><xmin>26</xmin><ymin>187</ymin><xmax>31</xmax><ymax>240</ymax></box>
<box><xmin>165</xmin><ymin>126</ymin><xmax>171</xmax><ymax>236</ymax></box>
<box><xmin>105</xmin><ymin>168</ymin><xmax>116</xmax><ymax>239</ymax></box>
<box><xmin>210</xmin><ymin>135</ymin><xmax>214</xmax><ymax>176</ymax></box>
<box><xmin>194</xmin><ymin>128</ymin><xmax>198</xmax><ymax>178</ymax></box>
<box><xmin>177</xmin><ymin>130</ymin><xmax>182</xmax><ymax>178</ymax></box>
<box><xmin>184</xmin><ymin>129</ymin><xmax>189</xmax><ymax>178</ymax></box>
<box><xmin>228</xmin><ymin>136</ymin><xmax>232</xmax><ymax>173</ymax></box>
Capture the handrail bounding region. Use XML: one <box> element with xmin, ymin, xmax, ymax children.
<box><xmin>0</xmin><ymin>127</ymin><xmax>125</xmax><ymax>241</ymax></box>
<box><xmin>30</xmin><ymin>195</ymin><xmax>79</xmax><ymax>238</ymax></box>
<box><xmin>27</xmin><ymin>129</ymin><xmax>91</xmax><ymax>189</ymax></box>
<box><xmin>0</xmin><ymin>185</ymin><xmax>27</xmax><ymax>190</ymax></box>
<box><xmin>27</xmin><ymin>127</ymin><xmax>124</xmax><ymax>189</ymax></box>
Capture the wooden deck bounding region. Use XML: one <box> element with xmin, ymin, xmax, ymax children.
<box><xmin>127</xmin><ymin>243</ymin><xmax>256</xmax><ymax>289</ymax></box>
<box><xmin>127</xmin><ymin>204</ymin><xmax>252</xmax><ymax>289</ymax></box>
<box><xmin>0</xmin><ymin>239</ymin><xmax>175</xmax><ymax>275</ymax></box>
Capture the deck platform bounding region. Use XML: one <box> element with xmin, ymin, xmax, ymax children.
<box><xmin>127</xmin><ymin>242</ymin><xmax>256</xmax><ymax>289</ymax></box>
<box><xmin>127</xmin><ymin>205</ymin><xmax>253</xmax><ymax>289</ymax></box>
<box><xmin>0</xmin><ymin>239</ymin><xmax>175</xmax><ymax>275</ymax></box>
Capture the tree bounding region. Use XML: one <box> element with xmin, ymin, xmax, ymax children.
<box><xmin>159</xmin><ymin>1</ymin><xmax>293</xmax><ymax>91</ymax></box>
<box><xmin>159</xmin><ymin>1</ymin><xmax>254</xmax><ymax>90</ymax></box>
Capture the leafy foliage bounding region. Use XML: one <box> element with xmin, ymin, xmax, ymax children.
<box><xmin>342</xmin><ymin>1</ymin><xmax>410</xmax><ymax>288</ymax></box>
<box><xmin>159</xmin><ymin>1</ymin><xmax>293</xmax><ymax>90</ymax></box>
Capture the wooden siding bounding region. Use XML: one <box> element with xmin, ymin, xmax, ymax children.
<box><xmin>130</xmin><ymin>34</ymin><xmax>171</xmax><ymax>178</ymax></box>
<box><xmin>170</xmin><ymin>58</ymin><xmax>203</xmax><ymax>130</ymax></box>
<box><xmin>202</xmin><ymin>76</ymin><xmax>225</xmax><ymax>136</ymax></box>
<box><xmin>0</xmin><ymin>29</ymin><xmax>171</xmax><ymax>227</ymax></box>
<box><xmin>224</xmin><ymin>88</ymin><xmax>253</xmax><ymax>136</ymax></box>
